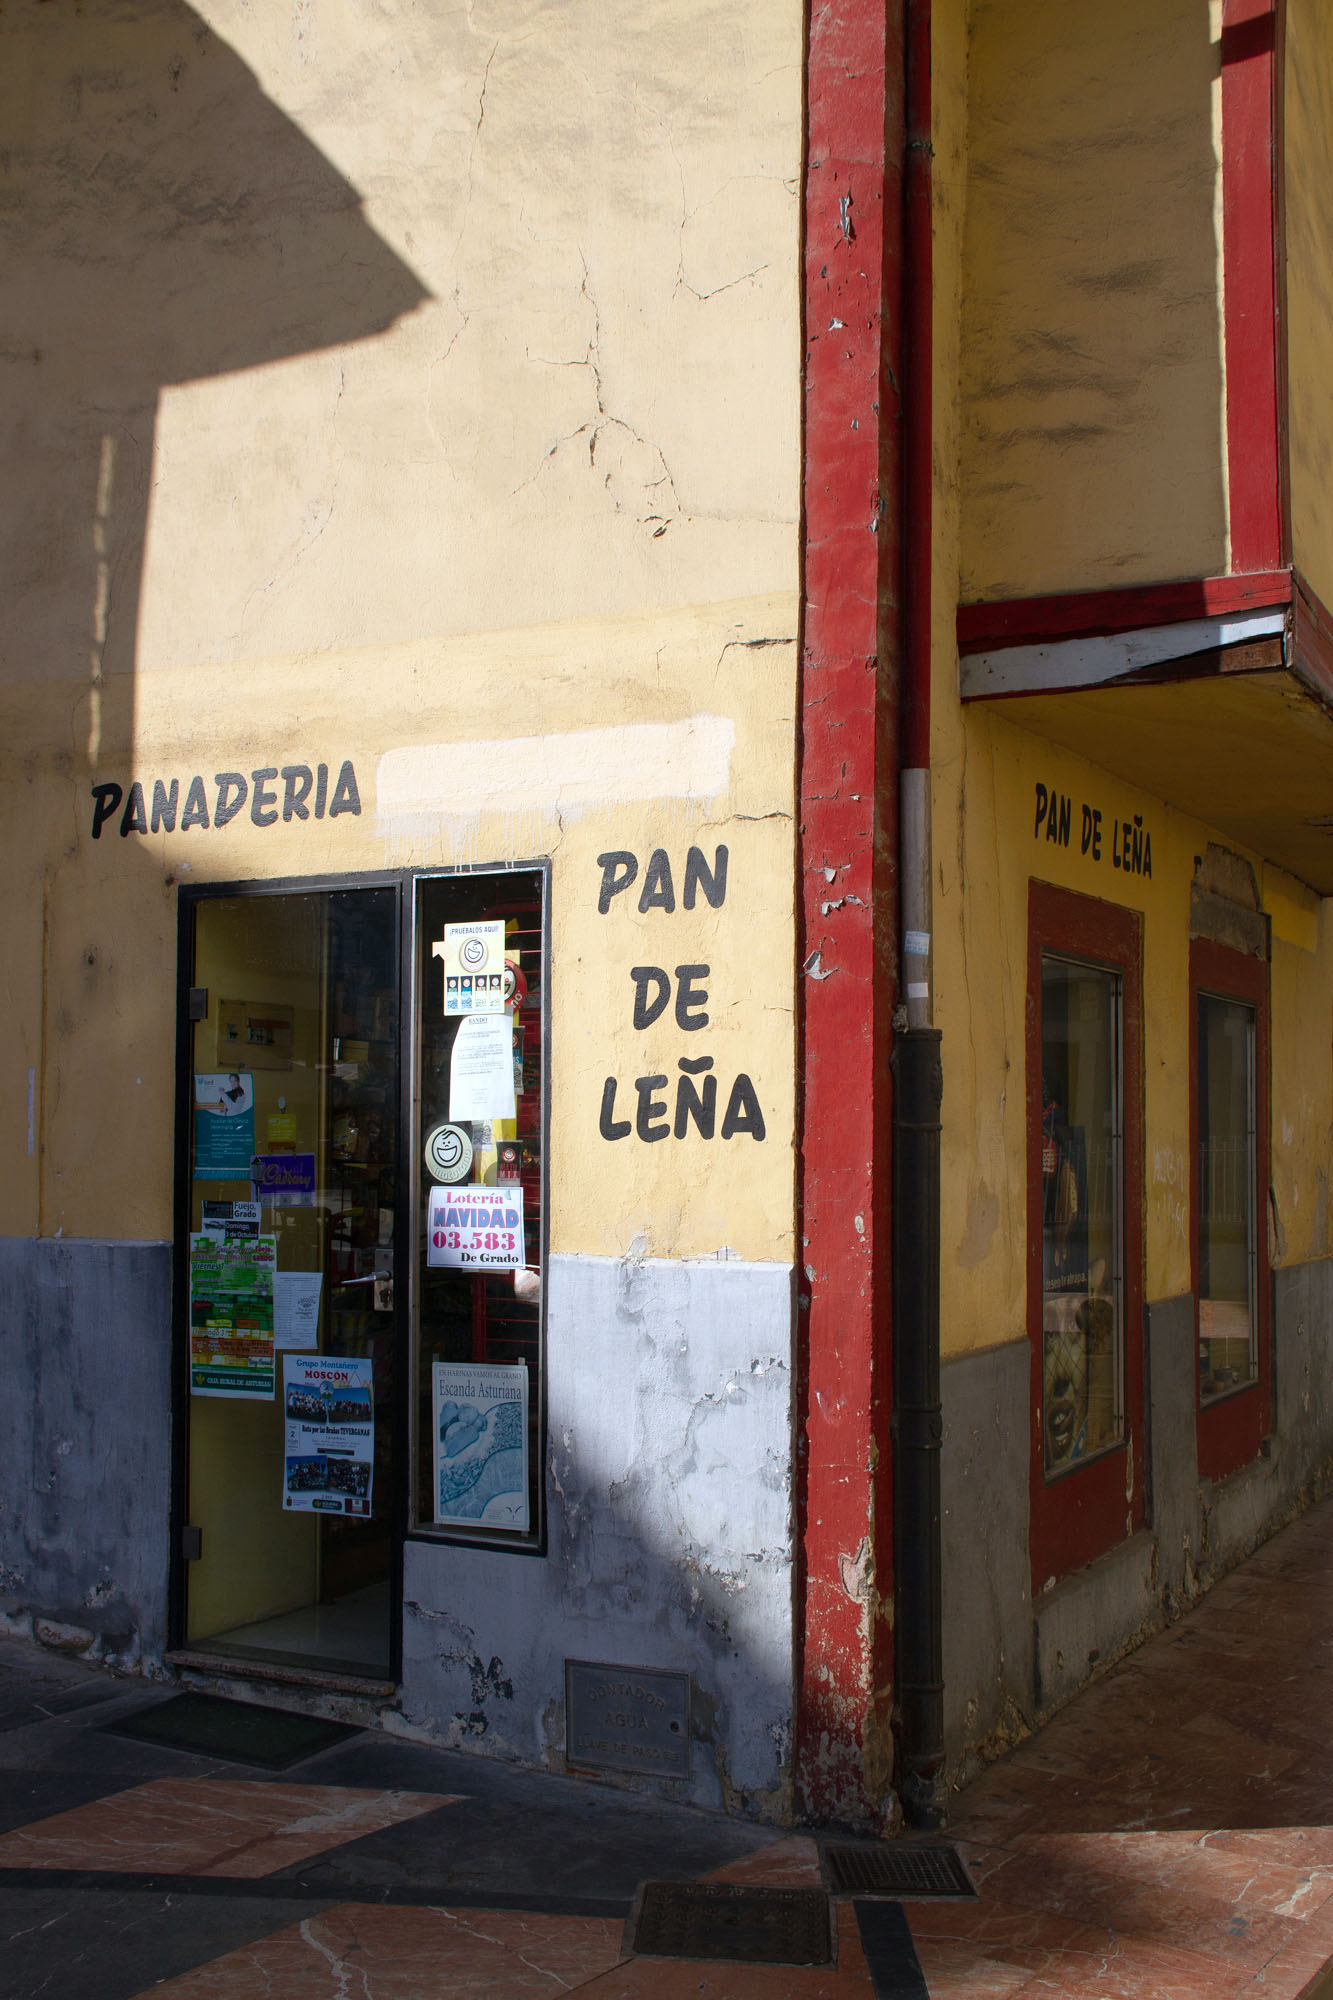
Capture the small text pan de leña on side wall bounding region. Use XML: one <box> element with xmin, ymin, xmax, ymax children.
<box><xmin>1034</xmin><ymin>783</ymin><xmax>1154</xmax><ymax>878</ymax></box>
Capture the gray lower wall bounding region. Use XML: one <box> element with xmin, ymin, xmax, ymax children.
<box><xmin>940</xmin><ymin>1339</ymin><xmax>1033</xmax><ymax>1779</ymax></box>
<box><xmin>0</xmin><ymin>1232</ymin><xmax>793</xmax><ymax>1817</ymax></box>
<box><xmin>4</xmin><ymin>1227</ymin><xmax>1328</xmax><ymax>1826</ymax></box>
<box><xmin>0</xmin><ymin>1235</ymin><xmax>173</xmax><ymax>1665</ymax></box>
<box><xmin>943</xmin><ymin>1260</ymin><xmax>1333</xmax><ymax>1794</ymax></box>
<box><xmin>401</xmin><ymin>1252</ymin><xmax>795</xmax><ymax>1820</ymax></box>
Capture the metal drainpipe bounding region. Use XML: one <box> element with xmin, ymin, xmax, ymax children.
<box><xmin>891</xmin><ymin>0</ymin><xmax>945</xmax><ymax>1831</ymax></box>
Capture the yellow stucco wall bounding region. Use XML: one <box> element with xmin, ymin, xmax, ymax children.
<box><xmin>1284</xmin><ymin>0</ymin><xmax>1333</xmax><ymax>614</ymax></box>
<box><xmin>958</xmin><ymin>0</ymin><xmax>1229</xmax><ymax>601</ymax></box>
<box><xmin>3</xmin><ymin>599</ymin><xmax>797</xmax><ymax>1263</ymax></box>
<box><xmin>933</xmin><ymin>0</ymin><xmax>1331</xmax><ymax>1361</ymax></box>
<box><xmin>0</xmin><ymin>3</ymin><xmax>803</xmax><ymax>1265</ymax></box>
<box><xmin>932</xmin><ymin>708</ymin><xmax>1333</xmax><ymax>1362</ymax></box>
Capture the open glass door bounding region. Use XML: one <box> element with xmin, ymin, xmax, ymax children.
<box><xmin>180</xmin><ymin>886</ymin><xmax>399</xmax><ymax>1681</ymax></box>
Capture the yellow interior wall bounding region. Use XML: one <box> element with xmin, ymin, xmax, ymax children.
<box><xmin>1284</xmin><ymin>0</ymin><xmax>1333</xmax><ymax>614</ymax></box>
<box><xmin>187</xmin><ymin>1397</ymin><xmax>316</xmax><ymax>1639</ymax></box>
<box><xmin>958</xmin><ymin>0</ymin><xmax>1228</xmax><ymax>601</ymax></box>
<box><xmin>185</xmin><ymin>895</ymin><xmax>325</xmax><ymax>1639</ymax></box>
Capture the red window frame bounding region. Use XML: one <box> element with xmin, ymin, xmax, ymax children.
<box><xmin>1027</xmin><ymin>880</ymin><xmax>1145</xmax><ymax>1590</ymax></box>
<box><xmin>1190</xmin><ymin>936</ymin><xmax>1272</xmax><ymax>1483</ymax></box>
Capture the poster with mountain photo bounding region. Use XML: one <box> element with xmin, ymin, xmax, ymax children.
<box><xmin>432</xmin><ymin>1361</ymin><xmax>529</xmax><ymax>1532</ymax></box>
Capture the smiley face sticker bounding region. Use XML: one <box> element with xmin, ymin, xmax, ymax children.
<box><xmin>425</xmin><ymin>1122</ymin><xmax>474</xmax><ymax>1184</ymax></box>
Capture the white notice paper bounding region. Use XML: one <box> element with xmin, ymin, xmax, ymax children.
<box><xmin>273</xmin><ymin>1270</ymin><xmax>323</xmax><ymax>1350</ymax></box>
<box><xmin>449</xmin><ymin>1012</ymin><xmax>517</xmax><ymax>1121</ymax></box>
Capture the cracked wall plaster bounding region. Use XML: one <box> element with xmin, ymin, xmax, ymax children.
<box><xmin>135</xmin><ymin>0</ymin><xmax>804</xmax><ymax>671</ymax></box>
<box><xmin>401</xmin><ymin>1251</ymin><xmax>795</xmax><ymax>1818</ymax></box>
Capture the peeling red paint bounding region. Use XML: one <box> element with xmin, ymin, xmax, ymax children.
<box><xmin>796</xmin><ymin>0</ymin><xmax>903</xmax><ymax>1822</ymax></box>
<box><xmin>1221</xmin><ymin>0</ymin><xmax>1283</xmax><ymax>570</ymax></box>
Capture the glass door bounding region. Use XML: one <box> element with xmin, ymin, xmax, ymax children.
<box><xmin>181</xmin><ymin>886</ymin><xmax>399</xmax><ymax>1680</ymax></box>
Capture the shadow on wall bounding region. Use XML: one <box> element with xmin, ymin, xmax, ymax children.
<box><xmin>0</xmin><ymin>1</ymin><xmax>428</xmax><ymax>1234</ymax></box>
<box><xmin>399</xmin><ymin>1255</ymin><xmax>798</xmax><ymax>1822</ymax></box>
<box><xmin>0</xmin><ymin>5</ymin><xmax>425</xmax><ymax>1637</ymax></box>
<box><xmin>0</xmin><ymin>0</ymin><xmax>427</xmax><ymax>711</ymax></box>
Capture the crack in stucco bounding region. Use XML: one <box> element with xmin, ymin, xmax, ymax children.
<box><xmin>512</xmin><ymin>251</ymin><xmax>685</xmax><ymax>535</ymax></box>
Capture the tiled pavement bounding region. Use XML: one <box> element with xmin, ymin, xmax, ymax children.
<box><xmin>0</xmin><ymin>1495</ymin><xmax>1330</xmax><ymax>1998</ymax></box>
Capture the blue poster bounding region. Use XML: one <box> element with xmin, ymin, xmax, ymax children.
<box><xmin>194</xmin><ymin>1072</ymin><xmax>257</xmax><ymax>1180</ymax></box>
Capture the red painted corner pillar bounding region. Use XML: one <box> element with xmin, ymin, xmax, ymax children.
<box><xmin>1220</xmin><ymin>0</ymin><xmax>1283</xmax><ymax>570</ymax></box>
<box><xmin>796</xmin><ymin>0</ymin><xmax>903</xmax><ymax>1823</ymax></box>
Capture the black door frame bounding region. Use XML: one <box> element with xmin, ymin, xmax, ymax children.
<box><xmin>167</xmin><ymin>859</ymin><xmax>553</xmax><ymax>1676</ymax></box>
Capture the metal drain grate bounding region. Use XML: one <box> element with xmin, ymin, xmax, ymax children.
<box><xmin>628</xmin><ymin>1882</ymin><xmax>832</xmax><ymax>1965</ymax></box>
<box><xmin>823</xmin><ymin>1840</ymin><xmax>976</xmax><ymax>1899</ymax></box>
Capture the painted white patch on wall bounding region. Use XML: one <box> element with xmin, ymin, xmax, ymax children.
<box><xmin>376</xmin><ymin>716</ymin><xmax>735</xmax><ymax>830</ymax></box>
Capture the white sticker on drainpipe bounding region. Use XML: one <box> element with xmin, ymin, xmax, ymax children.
<box><xmin>906</xmin><ymin>982</ymin><xmax>930</xmax><ymax>1000</ymax></box>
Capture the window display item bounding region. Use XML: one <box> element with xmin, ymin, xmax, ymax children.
<box><xmin>216</xmin><ymin>998</ymin><xmax>293</xmax><ymax>1070</ymax></box>
<box><xmin>433</xmin><ymin>920</ymin><xmax>507</xmax><ymax>1014</ymax></box>
<box><xmin>1197</xmin><ymin>993</ymin><xmax>1258</xmax><ymax>1402</ymax></box>
<box><xmin>425</xmin><ymin>1121</ymin><xmax>474</xmax><ymax>1183</ymax></box>
<box><xmin>283</xmin><ymin>1356</ymin><xmax>374</xmax><ymax>1515</ymax></box>
<box><xmin>433</xmin><ymin>1361</ymin><xmax>529</xmax><ymax>1532</ymax></box>
<box><xmin>426</xmin><ymin>1183</ymin><xmax>524</xmax><ymax>1272</ymax></box>
<box><xmin>1039</xmin><ymin>958</ymin><xmax>1123</xmax><ymax>1474</ymax></box>
<box><xmin>189</xmin><ymin>1232</ymin><xmax>277</xmax><ymax>1399</ymax></box>
<box><xmin>193</xmin><ymin>1073</ymin><xmax>256</xmax><ymax>1179</ymax></box>
<box><xmin>449</xmin><ymin>1011</ymin><xmax>517</xmax><ymax>1120</ymax></box>
<box><xmin>273</xmin><ymin>1270</ymin><xmax>323</xmax><ymax>1350</ymax></box>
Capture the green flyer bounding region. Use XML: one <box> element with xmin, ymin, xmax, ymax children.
<box><xmin>189</xmin><ymin>1233</ymin><xmax>277</xmax><ymax>1400</ymax></box>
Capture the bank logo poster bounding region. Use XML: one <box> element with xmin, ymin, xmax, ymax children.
<box><xmin>189</xmin><ymin>1233</ymin><xmax>276</xmax><ymax>1399</ymax></box>
<box><xmin>283</xmin><ymin>1356</ymin><xmax>374</xmax><ymax>1515</ymax></box>
<box><xmin>433</xmin><ymin>1361</ymin><xmax>529</xmax><ymax>1532</ymax></box>
<box><xmin>193</xmin><ymin>1072</ymin><xmax>256</xmax><ymax>1180</ymax></box>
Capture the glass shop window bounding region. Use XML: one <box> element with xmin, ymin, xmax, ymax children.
<box><xmin>181</xmin><ymin>888</ymin><xmax>400</xmax><ymax>1679</ymax></box>
<box><xmin>1039</xmin><ymin>956</ymin><xmax>1124</xmax><ymax>1476</ymax></box>
<box><xmin>412</xmin><ymin>870</ymin><xmax>546</xmax><ymax>1544</ymax></box>
<box><xmin>1196</xmin><ymin>993</ymin><xmax>1258</xmax><ymax>1404</ymax></box>
<box><xmin>176</xmin><ymin>866</ymin><xmax>549</xmax><ymax>1683</ymax></box>
<box><xmin>1190</xmin><ymin>933</ymin><xmax>1269</xmax><ymax>1483</ymax></box>
<box><xmin>1026</xmin><ymin>879</ymin><xmax>1143</xmax><ymax>1589</ymax></box>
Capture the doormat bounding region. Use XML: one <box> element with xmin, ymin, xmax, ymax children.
<box><xmin>627</xmin><ymin>1881</ymin><xmax>832</xmax><ymax>1965</ymax></box>
<box><xmin>824</xmin><ymin>1840</ymin><xmax>976</xmax><ymax>1899</ymax></box>
<box><xmin>100</xmin><ymin>1693</ymin><xmax>360</xmax><ymax>1771</ymax></box>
